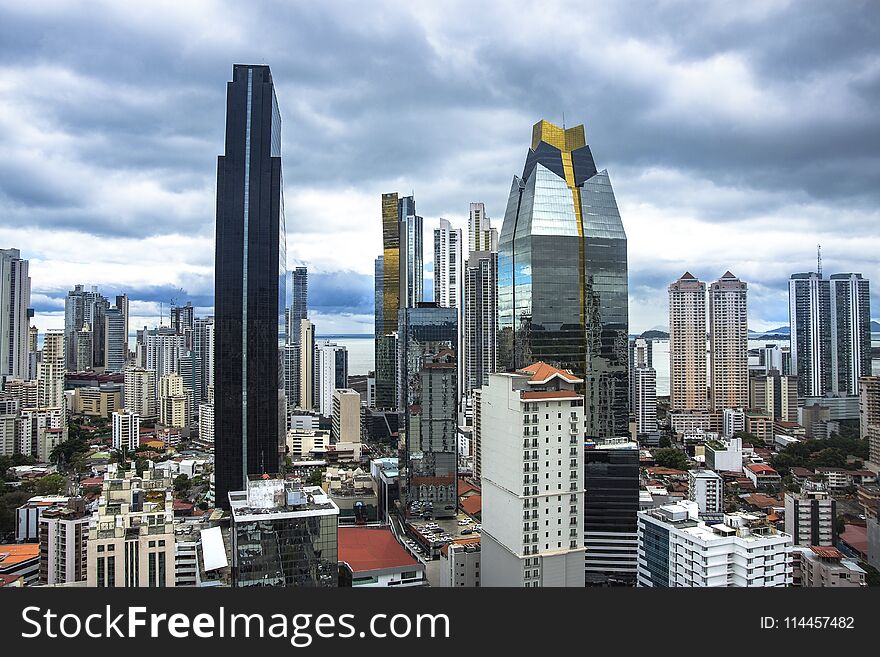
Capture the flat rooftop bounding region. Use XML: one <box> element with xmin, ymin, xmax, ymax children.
<box><xmin>339</xmin><ymin>527</ymin><xmax>421</xmax><ymax>573</ymax></box>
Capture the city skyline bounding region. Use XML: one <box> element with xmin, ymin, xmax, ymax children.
<box><xmin>1</xmin><ymin>2</ymin><xmax>878</xmax><ymax>337</ymax></box>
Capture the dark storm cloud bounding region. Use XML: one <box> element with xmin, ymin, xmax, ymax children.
<box><xmin>0</xmin><ymin>1</ymin><xmax>878</xmax><ymax>332</ymax></box>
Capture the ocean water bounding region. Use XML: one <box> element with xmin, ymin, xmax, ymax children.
<box><xmin>317</xmin><ymin>335</ymin><xmax>374</xmax><ymax>376</ymax></box>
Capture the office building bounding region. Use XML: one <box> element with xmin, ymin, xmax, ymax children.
<box><xmin>688</xmin><ymin>469</ymin><xmax>724</xmax><ymax>514</ymax></box>
<box><xmin>64</xmin><ymin>284</ymin><xmax>108</xmax><ymax>370</ymax></box>
<box><xmin>171</xmin><ymin>302</ymin><xmax>194</xmax><ymax>336</ymax></box>
<box><xmin>398</xmin><ymin>304</ymin><xmax>458</xmax><ymax>519</ymax></box>
<box><xmin>480</xmin><ymin>362</ymin><xmax>585</xmax><ymax>587</ymax></box>
<box><xmin>434</xmin><ymin>218</ymin><xmax>462</xmax><ymax>310</ymax></box>
<box><xmin>214</xmin><ymin>64</ymin><xmax>287</xmax><ymax>507</ymax></box>
<box><xmin>317</xmin><ymin>342</ymin><xmax>348</xmax><ymax>417</ymax></box>
<box><xmin>285</xmin><ymin>266</ymin><xmax>308</xmax><ymax>345</ymax></box>
<box><xmin>637</xmin><ymin>501</ymin><xmax>792</xmax><ymax>587</ymax></box>
<box><xmin>498</xmin><ymin>120</ymin><xmax>628</xmax><ymax>440</ymax></box>
<box><xmin>282</xmin><ymin>343</ymin><xmax>300</xmax><ymax>410</ymax></box>
<box><xmin>669</xmin><ymin>273</ymin><xmax>707</xmax><ymax>411</ymax></box>
<box><xmin>73</xmin><ymin>385</ymin><xmax>121</xmax><ymax>418</ymax></box>
<box><xmin>584</xmin><ymin>441</ymin><xmax>639</xmax><ymax>586</ymax></box>
<box><xmin>104</xmin><ymin>296</ymin><xmax>129</xmax><ymax>372</ymax></box>
<box><xmin>463</xmin><ymin>249</ymin><xmax>498</xmax><ymax>395</ymax></box>
<box><xmin>709</xmin><ymin>272</ymin><xmax>749</xmax><ymax>411</ymax></box>
<box><xmin>191</xmin><ymin>316</ymin><xmax>214</xmax><ymax>404</ymax></box>
<box><xmin>229</xmin><ymin>478</ymin><xmax>339</xmax><ymax>587</ymax></box>
<box><xmin>38</xmin><ymin>499</ymin><xmax>89</xmax><ymax>586</ymax></box>
<box><xmin>750</xmin><ymin>369</ymin><xmax>798</xmax><ymax>422</ymax></box>
<box><xmin>87</xmin><ymin>467</ymin><xmax>176</xmax><ymax>587</ymax></box>
<box><xmin>332</xmin><ymin>388</ymin><xmax>361</xmax><ymax>443</ymax></box>
<box><xmin>789</xmin><ymin>272</ymin><xmax>871</xmax><ymax>397</ymax></box>
<box><xmin>0</xmin><ymin>249</ymin><xmax>31</xmax><ymax>383</ymax></box>
<box><xmin>299</xmin><ymin>319</ymin><xmax>315</xmax><ymax>410</ymax></box>
<box><xmin>177</xmin><ymin>349</ymin><xmax>201</xmax><ymax>415</ymax></box>
<box><xmin>633</xmin><ymin>364</ymin><xmax>657</xmax><ymax>436</ymax></box>
<box><xmin>784</xmin><ymin>481</ymin><xmax>837</xmax><ymax>547</ymax></box>
<box><xmin>112</xmin><ymin>409</ymin><xmax>140</xmax><ymax>452</ymax></box>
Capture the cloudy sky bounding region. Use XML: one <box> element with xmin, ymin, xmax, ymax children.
<box><xmin>1</xmin><ymin>0</ymin><xmax>878</xmax><ymax>337</ymax></box>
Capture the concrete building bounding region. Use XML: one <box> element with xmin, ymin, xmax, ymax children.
<box><xmin>338</xmin><ymin>526</ymin><xmax>426</xmax><ymax>587</ymax></box>
<box><xmin>0</xmin><ymin>394</ymin><xmax>18</xmax><ymax>457</ymax></box>
<box><xmin>791</xmin><ymin>546</ymin><xmax>866</xmax><ymax>587</ymax></box>
<box><xmin>440</xmin><ymin>539</ymin><xmax>481</xmax><ymax>587</ymax></box>
<box><xmin>332</xmin><ymin>388</ymin><xmax>361</xmax><ymax>444</ymax></box>
<box><xmin>784</xmin><ymin>481</ymin><xmax>837</xmax><ymax>547</ymax></box>
<box><xmin>112</xmin><ymin>409</ymin><xmax>140</xmax><ymax>452</ymax></box>
<box><xmin>299</xmin><ymin>319</ymin><xmax>315</xmax><ymax>410</ymax></box>
<box><xmin>637</xmin><ymin>501</ymin><xmax>792</xmax><ymax>587</ymax></box>
<box><xmin>87</xmin><ymin>467</ymin><xmax>176</xmax><ymax>587</ymax></box>
<box><xmin>704</xmin><ymin>436</ymin><xmax>743</xmax><ymax>473</ymax></box>
<box><xmin>286</xmin><ymin>429</ymin><xmax>329</xmax><ymax>460</ymax></box>
<box><xmin>317</xmin><ymin>342</ymin><xmax>348</xmax><ymax>418</ymax></box>
<box><xmin>229</xmin><ymin>478</ymin><xmax>339</xmax><ymax>587</ymax></box>
<box><xmin>38</xmin><ymin>499</ymin><xmax>89</xmax><ymax>586</ymax></box>
<box><xmin>750</xmin><ymin>369</ymin><xmax>798</xmax><ymax>422</ymax></box>
<box><xmin>18</xmin><ymin>407</ymin><xmax>64</xmax><ymax>461</ymax></box>
<box><xmin>73</xmin><ymin>385</ymin><xmax>121</xmax><ymax>418</ymax></box>
<box><xmin>463</xmin><ymin>249</ymin><xmax>497</xmax><ymax>396</ymax></box>
<box><xmin>722</xmin><ymin>407</ymin><xmax>745</xmax><ymax>439</ymax></box>
<box><xmin>0</xmin><ymin>249</ymin><xmax>31</xmax><ymax>384</ymax></box>
<box><xmin>124</xmin><ymin>367</ymin><xmax>157</xmax><ymax>419</ymax></box>
<box><xmin>158</xmin><ymin>373</ymin><xmax>189</xmax><ymax>428</ymax></box>
<box><xmin>709</xmin><ymin>272</ymin><xmax>749</xmax><ymax>411</ymax></box>
<box><xmin>480</xmin><ymin>362</ymin><xmax>585</xmax><ymax>587</ymax></box>
<box><xmin>860</xmin><ymin>376</ymin><xmax>880</xmax><ymax>467</ymax></box>
<box><xmin>38</xmin><ymin>330</ymin><xmax>66</xmax><ymax>413</ymax></box>
<box><xmin>634</xmin><ymin>365</ymin><xmax>657</xmax><ymax>436</ymax></box>
<box><xmin>669</xmin><ymin>273</ymin><xmax>707</xmax><ymax>412</ymax></box>
<box><xmin>688</xmin><ymin>469</ymin><xmax>724</xmax><ymax>514</ymax></box>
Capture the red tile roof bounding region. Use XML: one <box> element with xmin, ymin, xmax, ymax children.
<box><xmin>460</xmin><ymin>495</ymin><xmax>482</xmax><ymax>516</ymax></box>
<box><xmin>810</xmin><ymin>546</ymin><xmax>843</xmax><ymax>559</ymax></box>
<box><xmin>338</xmin><ymin>527</ymin><xmax>419</xmax><ymax>574</ymax></box>
<box><xmin>521</xmin><ymin>390</ymin><xmax>580</xmax><ymax>400</ymax></box>
<box><xmin>746</xmin><ymin>463</ymin><xmax>778</xmax><ymax>474</ymax></box>
<box><xmin>0</xmin><ymin>544</ymin><xmax>39</xmax><ymax>568</ymax></box>
<box><xmin>457</xmin><ymin>479</ymin><xmax>480</xmax><ymax>497</ymax></box>
<box><xmin>840</xmin><ymin>525</ymin><xmax>868</xmax><ymax>556</ymax></box>
<box><xmin>517</xmin><ymin>361</ymin><xmax>582</xmax><ymax>385</ymax></box>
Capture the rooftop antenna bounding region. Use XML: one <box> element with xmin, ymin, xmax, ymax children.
<box><xmin>817</xmin><ymin>244</ymin><xmax>822</xmax><ymax>277</ymax></box>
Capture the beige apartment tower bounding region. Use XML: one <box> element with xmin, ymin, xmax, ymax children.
<box><xmin>299</xmin><ymin>319</ymin><xmax>315</xmax><ymax>410</ymax></box>
<box><xmin>709</xmin><ymin>272</ymin><xmax>749</xmax><ymax>411</ymax></box>
<box><xmin>669</xmin><ymin>273</ymin><xmax>707</xmax><ymax>411</ymax></box>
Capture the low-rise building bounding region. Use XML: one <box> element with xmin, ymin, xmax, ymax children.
<box><xmin>704</xmin><ymin>436</ymin><xmax>742</xmax><ymax>473</ymax></box>
<box><xmin>637</xmin><ymin>501</ymin><xmax>792</xmax><ymax>587</ymax></box>
<box><xmin>0</xmin><ymin>543</ymin><xmax>40</xmax><ymax>585</ymax></box>
<box><xmin>784</xmin><ymin>481</ymin><xmax>836</xmax><ymax>547</ymax></box>
<box><xmin>688</xmin><ymin>469</ymin><xmax>724</xmax><ymax>514</ymax></box>
<box><xmin>744</xmin><ymin>463</ymin><xmax>781</xmax><ymax>490</ymax></box>
<box><xmin>440</xmin><ymin>538</ymin><xmax>481</xmax><ymax>587</ymax></box>
<box><xmin>338</xmin><ymin>526</ymin><xmax>426</xmax><ymax>587</ymax></box>
<box><xmin>791</xmin><ymin>546</ymin><xmax>866</xmax><ymax>587</ymax></box>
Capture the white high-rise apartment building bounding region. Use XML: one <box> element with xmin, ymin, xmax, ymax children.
<box><xmin>316</xmin><ymin>342</ymin><xmax>348</xmax><ymax>418</ymax></box>
<box><xmin>634</xmin><ymin>366</ymin><xmax>657</xmax><ymax>435</ymax></box>
<box><xmin>299</xmin><ymin>320</ymin><xmax>315</xmax><ymax>410</ymax></box>
<box><xmin>124</xmin><ymin>367</ymin><xmax>157</xmax><ymax>419</ymax></box>
<box><xmin>669</xmin><ymin>273</ymin><xmax>707</xmax><ymax>411</ymax></box>
<box><xmin>480</xmin><ymin>362</ymin><xmax>586</xmax><ymax>587</ymax></box>
<box><xmin>638</xmin><ymin>501</ymin><xmax>792</xmax><ymax>587</ymax></box>
<box><xmin>468</xmin><ymin>202</ymin><xmax>498</xmax><ymax>254</ymax></box>
<box><xmin>0</xmin><ymin>249</ymin><xmax>31</xmax><ymax>383</ymax></box>
<box><xmin>144</xmin><ymin>328</ymin><xmax>185</xmax><ymax>382</ymax></box>
<box><xmin>19</xmin><ymin>407</ymin><xmax>65</xmax><ymax>460</ymax></box>
<box><xmin>709</xmin><ymin>272</ymin><xmax>749</xmax><ymax>411</ymax></box>
<box><xmin>0</xmin><ymin>395</ymin><xmax>17</xmax><ymax>456</ymax></box>
<box><xmin>433</xmin><ymin>218</ymin><xmax>462</xmax><ymax>309</ymax></box>
<box><xmin>38</xmin><ymin>330</ymin><xmax>66</xmax><ymax>427</ymax></box>
<box><xmin>688</xmin><ymin>469</ymin><xmax>724</xmax><ymax>514</ymax></box>
<box><xmin>39</xmin><ymin>501</ymin><xmax>90</xmax><ymax>585</ymax></box>
<box><xmin>112</xmin><ymin>409</ymin><xmax>140</xmax><ymax>452</ymax></box>
<box><xmin>400</xmin><ymin>212</ymin><xmax>424</xmax><ymax>307</ymax></box>
<box><xmin>158</xmin><ymin>373</ymin><xmax>189</xmax><ymax>428</ymax></box>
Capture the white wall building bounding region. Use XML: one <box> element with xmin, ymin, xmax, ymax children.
<box><xmin>688</xmin><ymin>469</ymin><xmax>724</xmax><ymax>514</ymax></box>
<box><xmin>0</xmin><ymin>249</ymin><xmax>31</xmax><ymax>383</ymax></box>
<box><xmin>480</xmin><ymin>362</ymin><xmax>586</xmax><ymax>587</ymax></box>
<box><xmin>112</xmin><ymin>409</ymin><xmax>140</xmax><ymax>452</ymax></box>
<box><xmin>638</xmin><ymin>501</ymin><xmax>792</xmax><ymax>587</ymax></box>
<box><xmin>317</xmin><ymin>342</ymin><xmax>348</xmax><ymax>418</ymax></box>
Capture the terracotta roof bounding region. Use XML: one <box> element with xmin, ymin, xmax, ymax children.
<box><xmin>521</xmin><ymin>390</ymin><xmax>580</xmax><ymax>400</ymax></box>
<box><xmin>457</xmin><ymin>479</ymin><xmax>480</xmax><ymax>497</ymax></box>
<box><xmin>646</xmin><ymin>467</ymin><xmax>687</xmax><ymax>476</ymax></box>
<box><xmin>743</xmin><ymin>494</ymin><xmax>783</xmax><ymax>509</ymax></box>
<box><xmin>0</xmin><ymin>573</ymin><xmax>23</xmax><ymax>587</ymax></box>
<box><xmin>0</xmin><ymin>544</ymin><xmax>40</xmax><ymax>568</ymax></box>
<box><xmin>840</xmin><ymin>525</ymin><xmax>868</xmax><ymax>556</ymax></box>
<box><xmin>746</xmin><ymin>463</ymin><xmax>778</xmax><ymax>474</ymax></box>
<box><xmin>338</xmin><ymin>527</ymin><xmax>419</xmax><ymax>574</ymax></box>
<box><xmin>791</xmin><ymin>467</ymin><xmax>814</xmax><ymax>477</ymax></box>
<box><xmin>460</xmin><ymin>495</ymin><xmax>482</xmax><ymax>516</ymax></box>
<box><xmin>517</xmin><ymin>361</ymin><xmax>582</xmax><ymax>385</ymax></box>
<box><xmin>80</xmin><ymin>477</ymin><xmax>104</xmax><ymax>487</ymax></box>
<box><xmin>811</xmin><ymin>546</ymin><xmax>843</xmax><ymax>559</ymax></box>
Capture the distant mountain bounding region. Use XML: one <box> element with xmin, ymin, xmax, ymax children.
<box><xmin>640</xmin><ymin>329</ymin><xmax>669</xmax><ymax>339</ymax></box>
<box><xmin>749</xmin><ymin>326</ymin><xmax>790</xmax><ymax>336</ymax></box>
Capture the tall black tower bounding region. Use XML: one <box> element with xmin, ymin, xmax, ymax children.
<box><xmin>214</xmin><ymin>64</ymin><xmax>287</xmax><ymax>508</ymax></box>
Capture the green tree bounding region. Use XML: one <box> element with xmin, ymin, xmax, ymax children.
<box><xmin>653</xmin><ymin>448</ymin><xmax>690</xmax><ymax>470</ymax></box>
<box><xmin>173</xmin><ymin>474</ymin><xmax>191</xmax><ymax>495</ymax></box>
<box><xmin>306</xmin><ymin>468</ymin><xmax>325</xmax><ymax>487</ymax></box>
<box><xmin>34</xmin><ymin>474</ymin><xmax>67</xmax><ymax>496</ymax></box>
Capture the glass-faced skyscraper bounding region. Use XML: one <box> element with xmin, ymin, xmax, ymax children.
<box><xmin>398</xmin><ymin>303</ymin><xmax>458</xmax><ymax>519</ymax></box>
<box><xmin>498</xmin><ymin>120</ymin><xmax>628</xmax><ymax>440</ymax></box>
<box><xmin>214</xmin><ymin>64</ymin><xmax>287</xmax><ymax>509</ymax></box>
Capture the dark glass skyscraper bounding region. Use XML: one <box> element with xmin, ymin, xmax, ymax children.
<box><xmin>498</xmin><ymin>120</ymin><xmax>629</xmax><ymax>440</ymax></box>
<box><xmin>214</xmin><ymin>64</ymin><xmax>286</xmax><ymax>509</ymax></box>
<box><xmin>285</xmin><ymin>266</ymin><xmax>308</xmax><ymax>345</ymax></box>
<box><xmin>398</xmin><ymin>303</ymin><xmax>458</xmax><ymax>519</ymax></box>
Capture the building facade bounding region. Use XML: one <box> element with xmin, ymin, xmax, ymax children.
<box><xmin>669</xmin><ymin>273</ymin><xmax>707</xmax><ymax>412</ymax></box>
<box><xmin>709</xmin><ymin>272</ymin><xmax>748</xmax><ymax>411</ymax></box>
